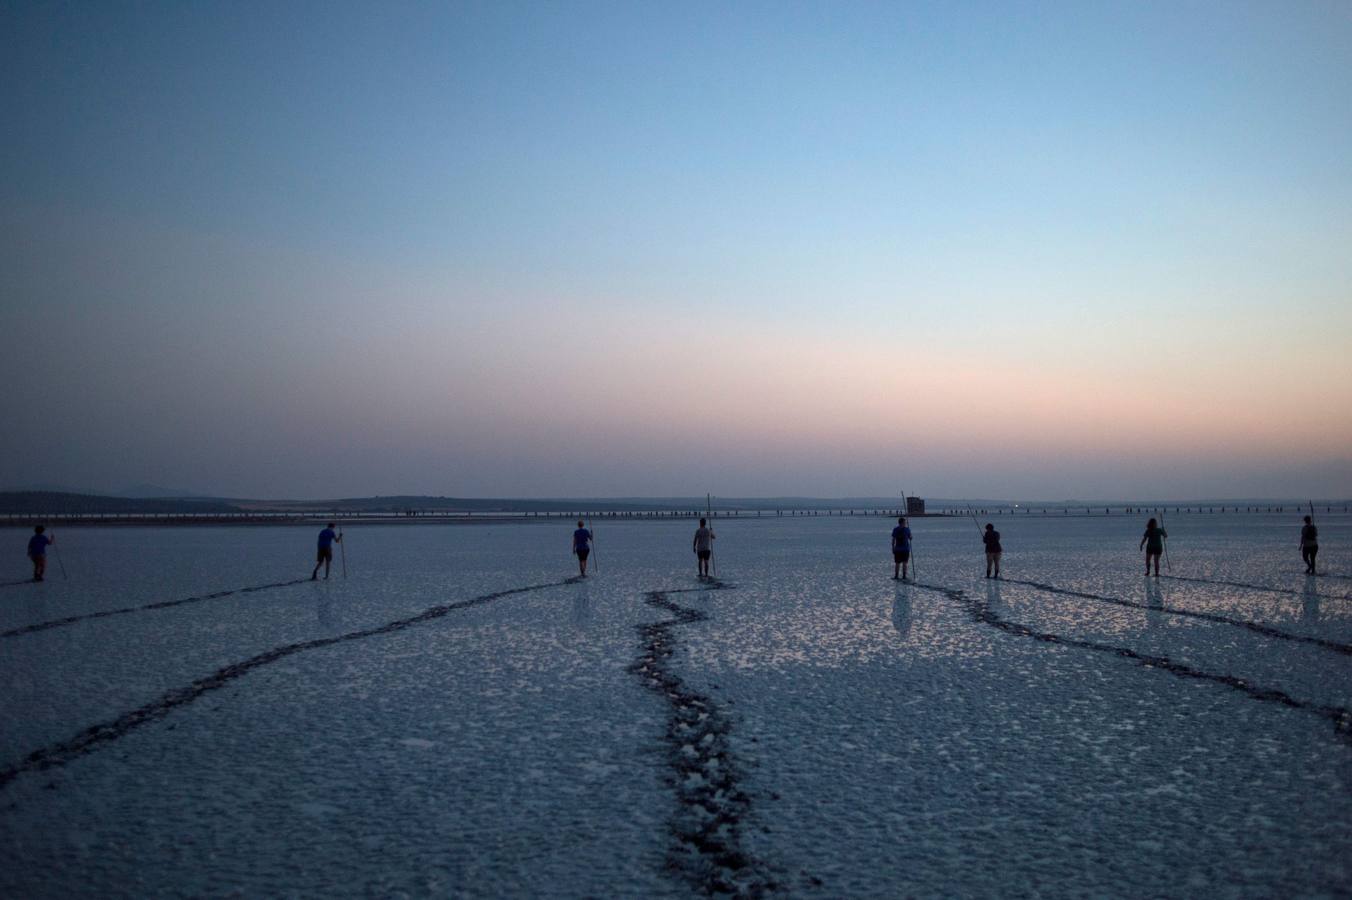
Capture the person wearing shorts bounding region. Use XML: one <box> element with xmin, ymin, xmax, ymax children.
<box><xmin>891</xmin><ymin>517</ymin><xmax>912</xmax><ymax>581</ymax></box>
<box><xmin>693</xmin><ymin>518</ymin><xmax>715</xmax><ymax>578</ymax></box>
<box><xmin>572</xmin><ymin>520</ymin><xmax>593</xmax><ymax>577</ymax></box>
<box><xmin>1140</xmin><ymin>518</ymin><xmax>1167</xmax><ymax>577</ymax></box>
<box><xmin>27</xmin><ymin>526</ymin><xmax>52</xmax><ymax>582</ymax></box>
<box><xmin>982</xmin><ymin>523</ymin><xmax>1002</xmax><ymax>579</ymax></box>
<box><xmin>312</xmin><ymin>522</ymin><xmax>341</xmax><ymax>580</ymax></box>
<box><xmin>1300</xmin><ymin>516</ymin><xmax>1319</xmax><ymax>574</ymax></box>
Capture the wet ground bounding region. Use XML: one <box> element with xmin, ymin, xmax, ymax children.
<box><xmin>1</xmin><ymin>513</ymin><xmax>1349</xmax><ymax>897</ymax></box>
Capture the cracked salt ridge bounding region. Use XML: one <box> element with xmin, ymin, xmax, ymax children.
<box><xmin>912</xmin><ymin>581</ymin><xmax>1352</xmax><ymax>741</ymax></box>
<box><xmin>1161</xmin><ymin>573</ymin><xmax>1352</xmax><ymax>601</ymax></box>
<box><xmin>1003</xmin><ymin>578</ymin><xmax>1352</xmax><ymax>656</ymax></box>
<box><xmin>630</xmin><ymin>580</ymin><xmax>785</xmax><ymax>897</ymax></box>
<box><xmin>0</xmin><ymin>578</ymin><xmax>310</xmax><ymax>639</ymax></box>
<box><xmin>0</xmin><ymin>577</ymin><xmax>579</xmax><ymax>790</ymax></box>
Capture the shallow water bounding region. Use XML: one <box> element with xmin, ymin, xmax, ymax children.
<box><xmin>0</xmin><ymin>513</ymin><xmax>1349</xmax><ymax>896</ymax></box>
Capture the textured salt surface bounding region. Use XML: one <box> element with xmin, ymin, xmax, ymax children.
<box><xmin>0</xmin><ymin>514</ymin><xmax>1349</xmax><ymax>896</ymax></box>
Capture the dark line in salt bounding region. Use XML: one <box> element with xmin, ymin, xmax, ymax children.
<box><xmin>911</xmin><ymin>582</ymin><xmax>1352</xmax><ymax>741</ymax></box>
<box><xmin>1002</xmin><ymin>578</ymin><xmax>1352</xmax><ymax>656</ymax></box>
<box><xmin>629</xmin><ymin>580</ymin><xmax>784</xmax><ymax>896</ymax></box>
<box><xmin>0</xmin><ymin>579</ymin><xmax>312</xmax><ymax>639</ymax></box>
<box><xmin>1160</xmin><ymin>573</ymin><xmax>1350</xmax><ymax>602</ymax></box>
<box><xmin>0</xmin><ymin>577</ymin><xmax>579</xmax><ymax>790</ymax></box>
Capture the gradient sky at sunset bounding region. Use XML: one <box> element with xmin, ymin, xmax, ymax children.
<box><xmin>2</xmin><ymin>1</ymin><xmax>1349</xmax><ymax>500</ymax></box>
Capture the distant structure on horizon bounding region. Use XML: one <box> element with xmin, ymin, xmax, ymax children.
<box><xmin>907</xmin><ymin>496</ymin><xmax>926</xmax><ymax>516</ymax></box>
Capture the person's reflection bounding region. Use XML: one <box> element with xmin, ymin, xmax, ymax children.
<box><xmin>572</xmin><ymin>578</ymin><xmax>592</xmax><ymax>629</ymax></box>
<box><xmin>1144</xmin><ymin>577</ymin><xmax>1164</xmax><ymax>631</ymax></box>
<box><xmin>985</xmin><ymin>576</ymin><xmax>1002</xmax><ymax>612</ymax></box>
<box><xmin>316</xmin><ymin>589</ymin><xmax>337</xmax><ymax>628</ymax></box>
<box><xmin>1301</xmin><ymin>575</ymin><xmax>1320</xmax><ymax>624</ymax></box>
<box><xmin>891</xmin><ymin>582</ymin><xmax>912</xmax><ymax>638</ymax></box>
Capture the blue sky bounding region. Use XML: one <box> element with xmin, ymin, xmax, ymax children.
<box><xmin>2</xmin><ymin>1</ymin><xmax>1350</xmax><ymax>499</ymax></box>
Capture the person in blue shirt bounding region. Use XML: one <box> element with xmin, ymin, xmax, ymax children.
<box><xmin>572</xmin><ymin>520</ymin><xmax>593</xmax><ymax>577</ymax></box>
<box><xmin>312</xmin><ymin>522</ymin><xmax>341</xmax><ymax>580</ymax></box>
<box><xmin>27</xmin><ymin>525</ymin><xmax>53</xmax><ymax>582</ymax></box>
<box><xmin>891</xmin><ymin>517</ymin><xmax>912</xmax><ymax>581</ymax></box>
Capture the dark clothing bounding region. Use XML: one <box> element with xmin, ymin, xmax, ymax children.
<box><xmin>983</xmin><ymin>531</ymin><xmax>1002</xmax><ymax>554</ymax></box>
<box><xmin>318</xmin><ymin>528</ymin><xmax>338</xmax><ymax>549</ymax></box>
<box><xmin>891</xmin><ymin>526</ymin><xmax>912</xmax><ymax>552</ymax></box>
<box><xmin>27</xmin><ymin>535</ymin><xmax>50</xmax><ymax>558</ymax></box>
<box><xmin>1301</xmin><ymin>524</ymin><xmax>1318</xmax><ymax>548</ymax></box>
<box><xmin>892</xmin><ymin>550</ymin><xmax>910</xmax><ymax>564</ymax></box>
<box><xmin>1143</xmin><ymin>526</ymin><xmax>1167</xmax><ymax>555</ymax></box>
<box><xmin>573</xmin><ymin>528</ymin><xmax>592</xmax><ymax>553</ymax></box>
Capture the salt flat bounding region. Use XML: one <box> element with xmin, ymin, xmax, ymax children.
<box><xmin>0</xmin><ymin>514</ymin><xmax>1348</xmax><ymax>897</ymax></box>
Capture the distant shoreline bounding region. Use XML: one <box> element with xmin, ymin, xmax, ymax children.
<box><xmin>2</xmin><ymin>505</ymin><xmax>1346</xmax><ymax>528</ymax></box>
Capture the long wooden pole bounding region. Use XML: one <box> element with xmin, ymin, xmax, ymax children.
<box><xmin>339</xmin><ymin>525</ymin><xmax>348</xmax><ymax>579</ymax></box>
<box><xmin>902</xmin><ymin>489</ymin><xmax>917</xmax><ymax>580</ymax></box>
<box><xmin>707</xmin><ymin>493</ymin><xmax>716</xmax><ymax>576</ymax></box>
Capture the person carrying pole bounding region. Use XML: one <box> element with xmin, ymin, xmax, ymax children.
<box><xmin>1140</xmin><ymin>517</ymin><xmax>1167</xmax><ymax>577</ymax></box>
<box><xmin>1300</xmin><ymin>511</ymin><xmax>1319</xmax><ymax>575</ymax></box>
<box><xmin>693</xmin><ymin>517</ymin><xmax>716</xmax><ymax>579</ymax></box>
<box><xmin>891</xmin><ymin>516</ymin><xmax>913</xmax><ymax>581</ymax></box>
<box><xmin>312</xmin><ymin>522</ymin><xmax>342</xmax><ymax>581</ymax></box>
<box><xmin>982</xmin><ymin>524</ymin><xmax>1003</xmax><ymax>579</ymax></box>
<box><xmin>572</xmin><ymin>519</ymin><xmax>594</xmax><ymax>577</ymax></box>
<box><xmin>26</xmin><ymin>526</ymin><xmax>53</xmax><ymax>582</ymax></box>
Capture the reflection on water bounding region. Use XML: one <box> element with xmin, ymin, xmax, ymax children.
<box><xmin>1302</xmin><ymin>576</ymin><xmax>1320</xmax><ymax>624</ymax></box>
<box><xmin>572</xmin><ymin>580</ymin><xmax>592</xmax><ymax>628</ymax></box>
<box><xmin>1144</xmin><ymin>577</ymin><xmax>1163</xmax><ymax>631</ymax></box>
<box><xmin>890</xmin><ymin>584</ymin><xmax>911</xmax><ymax>638</ymax></box>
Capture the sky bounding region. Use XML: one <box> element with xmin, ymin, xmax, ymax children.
<box><xmin>1</xmin><ymin>0</ymin><xmax>1350</xmax><ymax>501</ymax></box>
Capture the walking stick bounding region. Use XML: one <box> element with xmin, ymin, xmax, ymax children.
<box><xmin>339</xmin><ymin>525</ymin><xmax>348</xmax><ymax>579</ymax></box>
<box><xmin>1160</xmin><ymin>509</ymin><xmax>1172</xmax><ymax>573</ymax></box>
<box><xmin>902</xmin><ymin>490</ymin><xmax>917</xmax><ymax>580</ymax></box>
<box><xmin>53</xmin><ymin>540</ymin><xmax>68</xmax><ymax>581</ymax></box>
<box><xmin>707</xmin><ymin>493</ymin><xmax>716</xmax><ymax>576</ymax></box>
<box><xmin>588</xmin><ymin>517</ymin><xmax>599</xmax><ymax>574</ymax></box>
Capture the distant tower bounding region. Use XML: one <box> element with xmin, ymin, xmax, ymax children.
<box><xmin>906</xmin><ymin>496</ymin><xmax>925</xmax><ymax>516</ymax></box>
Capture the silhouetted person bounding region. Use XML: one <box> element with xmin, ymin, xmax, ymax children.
<box><xmin>312</xmin><ymin>522</ymin><xmax>341</xmax><ymax>580</ymax></box>
<box><xmin>1300</xmin><ymin>515</ymin><xmax>1319</xmax><ymax>574</ymax></box>
<box><xmin>693</xmin><ymin>518</ymin><xmax>715</xmax><ymax>578</ymax></box>
<box><xmin>891</xmin><ymin>516</ymin><xmax>912</xmax><ymax>581</ymax></box>
<box><xmin>1140</xmin><ymin>518</ymin><xmax>1167</xmax><ymax>577</ymax></box>
<box><xmin>27</xmin><ymin>526</ymin><xmax>52</xmax><ymax>582</ymax></box>
<box><xmin>572</xmin><ymin>520</ymin><xmax>593</xmax><ymax>577</ymax></box>
<box><xmin>982</xmin><ymin>523</ymin><xmax>1002</xmax><ymax>579</ymax></box>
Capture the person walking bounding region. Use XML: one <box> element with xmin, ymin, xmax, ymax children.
<box><xmin>693</xmin><ymin>518</ymin><xmax>716</xmax><ymax>578</ymax></box>
<box><xmin>1140</xmin><ymin>517</ymin><xmax>1168</xmax><ymax>577</ymax></box>
<box><xmin>891</xmin><ymin>516</ymin><xmax>913</xmax><ymax>581</ymax></box>
<box><xmin>312</xmin><ymin>522</ymin><xmax>342</xmax><ymax>580</ymax></box>
<box><xmin>982</xmin><ymin>523</ymin><xmax>1002</xmax><ymax>579</ymax></box>
<box><xmin>27</xmin><ymin>526</ymin><xmax>53</xmax><ymax>582</ymax></box>
<box><xmin>572</xmin><ymin>520</ymin><xmax>593</xmax><ymax>577</ymax></box>
<box><xmin>1300</xmin><ymin>515</ymin><xmax>1319</xmax><ymax>574</ymax></box>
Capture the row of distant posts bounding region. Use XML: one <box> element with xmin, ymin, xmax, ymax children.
<box><xmin>4</xmin><ymin>502</ymin><xmax>1349</xmax><ymax>526</ymax></box>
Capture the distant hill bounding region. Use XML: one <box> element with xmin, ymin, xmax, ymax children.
<box><xmin>0</xmin><ymin>491</ymin><xmax>243</xmax><ymax>515</ymax></box>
